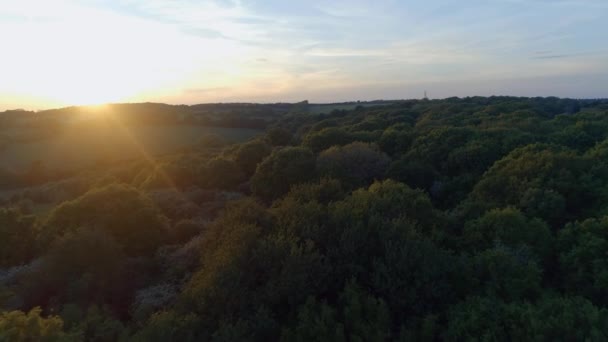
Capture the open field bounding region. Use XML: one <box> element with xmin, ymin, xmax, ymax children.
<box><xmin>0</xmin><ymin>125</ymin><xmax>261</xmax><ymax>171</ymax></box>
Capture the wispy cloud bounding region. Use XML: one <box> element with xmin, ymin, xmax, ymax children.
<box><xmin>531</xmin><ymin>49</ymin><xmax>608</xmax><ymax>60</ymax></box>
<box><xmin>0</xmin><ymin>0</ymin><xmax>607</xmax><ymax>109</ymax></box>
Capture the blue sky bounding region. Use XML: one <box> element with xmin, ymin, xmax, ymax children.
<box><xmin>0</xmin><ymin>0</ymin><xmax>607</xmax><ymax>109</ymax></box>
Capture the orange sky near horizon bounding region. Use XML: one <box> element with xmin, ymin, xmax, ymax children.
<box><xmin>1</xmin><ymin>0</ymin><xmax>607</xmax><ymax>111</ymax></box>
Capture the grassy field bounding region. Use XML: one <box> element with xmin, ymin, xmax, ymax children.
<box><xmin>0</xmin><ymin>125</ymin><xmax>261</xmax><ymax>171</ymax></box>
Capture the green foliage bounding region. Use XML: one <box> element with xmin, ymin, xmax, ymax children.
<box><xmin>60</xmin><ymin>304</ymin><xmax>125</xmax><ymax>342</ymax></box>
<box><xmin>378</xmin><ymin>125</ymin><xmax>412</xmax><ymax>156</ymax></box>
<box><xmin>271</xmin><ymin>185</ymin><xmax>334</xmax><ymax>247</ymax></box>
<box><xmin>368</xmin><ymin>226</ymin><xmax>464</xmax><ymax>320</ymax></box>
<box><xmin>136</xmin><ymin>159</ymin><xmax>200</xmax><ymax>189</ymax></box>
<box><xmin>16</xmin><ymin>229</ymin><xmax>135</xmax><ymax>315</ymax></box>
<box><xmin>558</xmin><ymin>217</ymin><xmax>608</xmax><ymax>304</ymax></box>
<box><xmin>211</xmin><ymin>307</ymin><xmax>278</xmax><ymax>342</ymax></box>
<box><xmin>303</xmin><ymin>127</ymin><xmax>354</xmax><ymax>153</ymax></box>
<box><xmin>132</xmin><ymin>311</ymin><xmax>202</xmax><ymax>342</ymax></box>
<box><xmin>386</xmin><ymin>158</ymin><xmax>436</xmax><ymax>190</ymax></box>
<box><xmin>199</xmin><ymin>157</ymin><xmax>245</xmax><ymax>189</ymax></box>
<box><xmin>279</xmin><ymin>180</ymin><xmax>461</xmax><ymax>322</ymax></box>
<box><xmin>332</xmin><ymin>180</ymin><xmax>443</xmax><ymax>234</ymax></box>
<box><xmin>179</xmin><ymin>198</ymin><xmax>328</xmax><ymax>339</ymax></box>
<box><xmin>233</xmin><ymin>139</ymin><xmax>272</xmax><ymax>175</ymax></box>
<box><xmin>0</xmin><ymin>307</ymin><xmax>77</xmax><ymax>342</ymax></box>
<box><xmin>446</xmin><ymin>295</ymin><xmax>608</xmax><ymax>341</ymax></box>
<box><xmin>0</xmin><ymin>208</ymin><xmax>36</xmax><ymax>267</ymax></box>
<box><xmin>407</xmin><ymin>127</ymin><xmax>473</xmax><ymax>171</ymax></box>
<box><xmin>282</xmin><ymin>298</ymin><xmax>345</xmax><ymax>342</ymax></box>
<box><xmin>4</xmin><ymin>97</ymin><xmax>608</xmax><ymax>340</ymax></box>
<box><xmin>471</xmin><ymin>246</ymin><xmax>543</xmax><ymax>301</ymax></box>
<box><xmin>282</xmin><ymin>281</ymin><xmax>390</xmax><ymax>342</ymax></box>
<box><xmin>463</xmin><ymin>207</ymin><xmax>552</xmax><ymax>261</ymax></box>
<box><xmin>0</xmin><ymin>124</ymin><xmax>261</xmax><ymax>178</ymax></box>
<box><xmin>280</xmin><ymin>178</ymin><xmax>345</xmax><ymax>205</ymax></box>
<box><xmin>251</xmin><ymin>147</ymin><xmax>316</xmax><ymax>202</ymax></box>
<box><xmin>197</xmin><ymin>133</ymin><xmax>227</xmax><ymax>148</ymax></box>
<box><xmin>43</xmin><ymin>184</ymin><xmax>168</xmax><ymax>256</ymax></box>
<box><xmin>316</xmin><ymin>142</ymin><xmax>390</xmax><ymax>189</ymax></box>
<box><xmin>170</xmin><ymin>219</ymin><xmax>204</xmax><ymax>244</ymax></box>
<box><xmin>469</xmin><ymin>144</ymin><xmax>601</xmax><ymax>226</ymax></box>
<box><xmin>265</xmin><ymin>127</ymin><xmax>293</xmax><ymax>146</ymax></box>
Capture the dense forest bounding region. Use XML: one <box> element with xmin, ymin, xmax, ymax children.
<box><xmin>2</xmin><ymin>96</ymin><xmax>608</xmax><ymax>341</ymax></box>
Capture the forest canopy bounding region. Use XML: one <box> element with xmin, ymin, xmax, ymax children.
<box><xmin>2</xmin><ymin>96</ymin><xmax>608</xmax><ymax>341</ymax></box>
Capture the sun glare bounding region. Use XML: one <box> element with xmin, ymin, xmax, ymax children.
<box><xmin>87</xmin><ymin>103</ymin><xmax>111</xmax><ymax>113</ymax></box>
<box><xmin>0</xmin><ymin>1</ymin><xmax>252</xmax><ymax>109</ymax></box>
<box><xmin>50</xmin><ymin>85</ymin><xmax>130</xmax><ymax>107</ymax></box>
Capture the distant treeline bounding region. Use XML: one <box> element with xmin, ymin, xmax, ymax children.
<box><xmin>2</xmin><ymin>102</ymin><xmax>293</xmax><ymax>129</ymax></box>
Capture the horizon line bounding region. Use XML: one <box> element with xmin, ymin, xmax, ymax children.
<box><xmin>3</xmin><ymin>95</ymin><xmax>608</xmax><ymax>113</ymax></box>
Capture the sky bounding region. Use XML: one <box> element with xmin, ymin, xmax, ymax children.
<box><xmin>0</xmin><ymin>0</ymin><xmax>607</xmax><ymax>110</ymax></box>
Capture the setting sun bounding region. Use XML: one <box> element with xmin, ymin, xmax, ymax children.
<box><xmin>2</xmin><ymin>0</ymin><xmax>607</xmax><ymax>111</ymax></box>
<box><xmin>0</xmin><ymin>0</ymin><xmax>252</xmax><ymax>108</ymax></box>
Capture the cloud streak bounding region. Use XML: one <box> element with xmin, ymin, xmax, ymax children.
<box><xmin>0</xmin><ymin>0</ymin><xmax>607</xmax><ymax>109</ymax></box>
